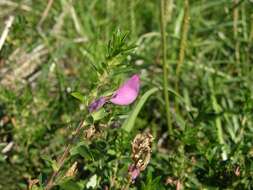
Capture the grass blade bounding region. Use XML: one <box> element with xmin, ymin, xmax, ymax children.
<box><xmin>122</xmin><ymin>88</ymin><xmax>158</xmax><ymax>132</ymax></box>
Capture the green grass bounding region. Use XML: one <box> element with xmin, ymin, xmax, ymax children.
<box><xmin>0</xmin><ymin>0</ymin><xmax>253</xmax><ymax>189</ymax></box>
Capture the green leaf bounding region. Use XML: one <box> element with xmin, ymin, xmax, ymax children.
<box><xmin>86</xmin><ymin>175</ymin><xmax>97</xmax><ymax>189</ymax></box>
<box><xmin>122</xmin><ymin>88</ymin><xmax>158</xmax><ymax>132</ymax></box>
<box><xmin>39</xmin><ymin>173</ymin><xmax>43</xmax><ymax>188</ymax></box>
<box><xmin>51</xmin><ymin>160</ymin><xmax>59</xmax><ymax>172</ymax></box>
<box><xmin>71</xmin><ymin>92</ymin><xmax>85</xmax><ymax>102</ymax></box>
<box><xmin>70</xmin><ymin>142</ymin><xmax>94</xmax><ymax>160</ymax></box>
<box><xmin>60</xmin><ymin>179</ymin><xmax>84</xmax><ymax>190</ymax></box>
<box><xmin>41</xmin><ymin>155</ymin><xmax>59</xmax><ymax>172</ymax></box>
<box><xmin>91</xmin><ymin>108</ymin><xmax>107</xmax><ymax>121</ymax></box>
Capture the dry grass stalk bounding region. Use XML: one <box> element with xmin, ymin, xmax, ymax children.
<box><xmin>38</xmin><ymin>0</ymin><xmax>54</xmax><ymax>28</ymax></box>
<box><xmin>0</xmin><ymin>44</ymin><xmax>48</xmax><ymax>90</ymax></box>
<box><xmin>0</xmin><ymin>1</ymin><xmax>32</xmax><ymax>12</ymax></box>
<box><xmin>0</xmin><ymin>15</ymin><xmax>14</xmax><ymax>51</ymax></box>
<box><xmin>51</xmin><ymin>0</ymin><xmax>73</xmax><ymax>35</ymax></box>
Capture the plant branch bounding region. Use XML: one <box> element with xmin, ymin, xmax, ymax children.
<box><xmin>45</xmin><ymin>121</ymin><xmax>85</xmax><ymax>190</ymax></box>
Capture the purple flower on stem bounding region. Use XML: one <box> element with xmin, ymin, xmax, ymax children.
<box><xmin>88</xmin><ymin>74</ymin><xmax>140</xmax><ymax>113</ymax></box>
<box><xmin>88</xmin><ymin>97</ymin><xmax>107</xmax><ymax>113</ymax></box>
<box><xmin>110</xmin><ymin>74</ymin><xmax>140</xmax><ymax>105</ymax></box>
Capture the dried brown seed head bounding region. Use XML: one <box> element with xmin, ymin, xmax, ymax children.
<box><xmin>131</xmin><ymin>132</ymin><xmax>153</xmax><ymax>171</ymax></box>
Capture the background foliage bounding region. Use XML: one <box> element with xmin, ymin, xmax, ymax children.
<box><xmin>0</xmin><ymin>0</ymin><xmax>253</xmax><ymax>189</ymax></box>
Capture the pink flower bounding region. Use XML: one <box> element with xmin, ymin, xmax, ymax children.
<box><xmin>110</xmin><ymin>74</ymin><xmax>140</xmax><ymax>105</ymax></box>
<box><xmin>128</xmin><ymin>164</ymin><xmax>140</xmax><ymax>182</ymax></box>
<box><xmin>88</xmin><ymin>74</ymin><xmax>140</xmax><ymax>113</ymax></box>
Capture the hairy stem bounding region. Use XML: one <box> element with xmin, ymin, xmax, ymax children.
<box><xmin>45</xmin><ymin>121</ymin><xmax>85</xmax><ymax>190</ymax></box>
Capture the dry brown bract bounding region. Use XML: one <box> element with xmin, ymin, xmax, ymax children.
<box><xmin>131</xmin><ymin>132</ymin><xmax>153</xmax><ymax>172</ymax></box>
<box><xmin>128</xmin><ymin>132</ymin><xmax>154</xmax><ymax>183</ymax></box>
<box><xmin>83</xmin><ymin>125</ymin><xmax>96</xmax><ymax>140</ymax></box>
<box><xmin>165</xmin><ymin>177</ymin><xmax>182</xmax><ymax>190</ymax></box>
<box><xmin>64</xmin><ymin>161</ymin><xmax>78</xmax><ymax>178</ymax></box>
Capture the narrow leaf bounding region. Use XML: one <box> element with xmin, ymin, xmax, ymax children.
<box><xmin>71</xmin><ymin>92</ymin><xmax>85</xmax><ymax>102</ymax></box>
<box><xmin>122</xmin><ymin>88</ymin><xmax>158</xmax><ymax>132</ymax></box>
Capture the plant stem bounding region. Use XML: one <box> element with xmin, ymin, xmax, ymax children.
<box><xmin>130</xmin><ymin>0</ymin><xmax>136</xmax><ymax>38</ymax></box>
<box><xmin>45</xmin><ymin>121</ymin><xmax>85</xmax><ymax>190</ymax></box>
<box><xmin>122</xmin><ymin>177</ymin><xmax>131</xmax><ymax>190</ymax></box>
<box><xmin>233</xmin><ymin>0</ymin><xmax>239</xmax><ymax>37</ymax></box>
<box><xmin>209</xmin><ymin>79</ymin><xmax>227</xmax><ymax>161</ymax></box>
<box><xmin>214</xmin><ymin>102</ymin><xmax>227</xmax><ymax>161</ymax></box>
<box><xmin>175</xmin><ymin>0</ymin><xmax>189</xmax><ymax>112</ymax></box>
<box><xmin>250</xmin><ymin>14</ymin><xmax>253</xmax><ymax>42</ymax></box>
<box><xmin>175</xmin><ymin>0</ymin><xmax>189</xmax><ymax>75</ymax></box>
<box><xmin>45</xmin><ymin>145</ymin><xmax>71</xmax><ymax>190</ymax></box>
<box><xmin>38</xmin><ymin>0</ymin><xmax>54</xmax><ymax>28</ymax></box>
<box><xmin>160</xmin><ymin>0</ymin><xmax>172</xmax><ymax>135</ymax></box>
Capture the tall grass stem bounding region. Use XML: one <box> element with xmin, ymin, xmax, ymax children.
<box><xmin>160</xmin><ymin>0</ymin><xmax>173</xmax><ymax>135</ymax></box>
<box><xmin>175</xmin><ymin>0</ymin><xmax>189</xmax><ymax>112</ymax></box>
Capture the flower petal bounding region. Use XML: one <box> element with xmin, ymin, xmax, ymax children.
<box><xmin>128</xmin><ymin>164</ymin><xmax>140</xmax><ymax>181</ymax></box>
<box><xmin>88</xmin><ymin>97</ymin><xmax>107</xmax><ymax>113</ymax></box>
<box><xmin>110</xmin><ymin>74</ymin><xmax>140</xmax><ymax>105</ymax></box>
